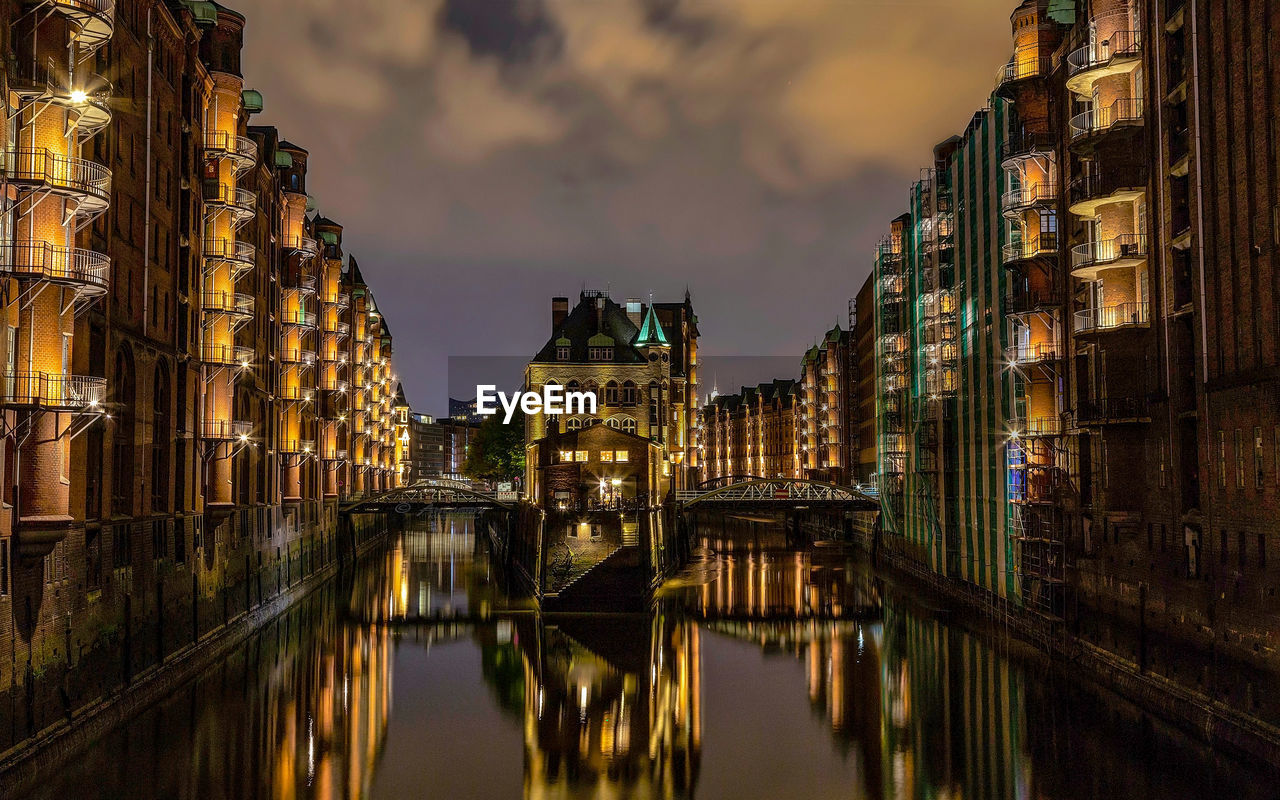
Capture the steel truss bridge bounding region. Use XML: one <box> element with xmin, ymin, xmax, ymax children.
<box><xmin>341</xmin><ymin>478</ymin><xmax>512</xmax><ymax>514</ymax></box>
<box><xmin>674</xmin><ymin>478</ymin><xmax>880</xmax><ymax>510</ymax></box>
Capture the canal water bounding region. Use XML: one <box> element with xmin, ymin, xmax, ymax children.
<box><xmin>18</xmin><ymin>513</ymin><xmax>1276</xmax><ymax>799</ymax></box>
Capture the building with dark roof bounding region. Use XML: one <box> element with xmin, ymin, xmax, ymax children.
<box><xmin>524</xmin><ymin>290</ymin><xmax>699</xmax><ymax>503</ymax></box>
<box><xmin>698</xmin><ymin>379</ymin><xmax>799</xmax><ymax>481</ymax></box>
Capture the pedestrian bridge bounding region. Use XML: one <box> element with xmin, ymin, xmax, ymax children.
<box><xmin>673</xmin><ymin>478</ymin><xmax>880</xmax><ymax>510</ymax></box>
<box><xmin>341</xmin><ymin>479</ymin><xmax>513</xmax><ymax>514</ymax></box>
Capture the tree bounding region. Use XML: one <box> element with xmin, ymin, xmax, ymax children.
<box><xmin>463</xmin><ymin>410</ymin><xmax>525</xmax><ymax>483</ymax></box>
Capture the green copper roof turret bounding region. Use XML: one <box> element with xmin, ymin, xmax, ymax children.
<box><xmin>635</xmin><ymin>305</ymin><xmax>669</xmax><ymax>345</ymax></box>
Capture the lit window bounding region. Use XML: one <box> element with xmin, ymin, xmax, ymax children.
<box><xmin>559</xmin><ymin>450</ymin><xmax>574</xmax><ymax>462</ymax></box>
<box><xmin>575</xmin><ymin>450</ymin><xmax>588</xmax><ymax>462</ymax></box>
<box><xmin>615</xmin><ymin>450</ymin><xmax>629</xmax><ymax>463</ymax></box>
<box><xmin>600</xmin><ymin>451</ymin><xmax>613</xmax><ymax>462</ymax></box>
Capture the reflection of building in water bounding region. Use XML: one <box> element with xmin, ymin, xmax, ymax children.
<box><xmin>684</xmin><ymin>539</ymin><xmax>881</xmax><ymax>620</ymax></box>
<box><xmin>511</xmin><ymin>614</ymin><xmax>701</xmax><ymax>799</ymax></box>
<box><xmin>878</xmin><ymin>602</ymin><xmax>1030</xmax><ymax>800</ymax></box>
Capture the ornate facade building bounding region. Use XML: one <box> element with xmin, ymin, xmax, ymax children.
<box><xmin>698</xmin><ymin>380</ymin><xmax>799</xmax><ymax>482</ymax></box>
<box><xmin>525</xmin><ymin>291</ymin><xmax>699</xmax><ymax>505</ymax></box>
<box><xmin>0</xmin><ymin>0</ymin><xmax>404</xmax><ymax>744</ymax></box>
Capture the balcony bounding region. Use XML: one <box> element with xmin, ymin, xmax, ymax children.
<box><xmin>1002</xmin><ymin>232</ymin><xmax>1058</xmax><ymax>266</ymax></box>
<box><xmin>45</xmin><ymin>0</ymin><xmax>115</xmax><ymax>51</ymax></box>
<box><xmin>280</xmin><ymin>308</ymin><xmax>318</xmax><ymax>329</ymax></box>
<box><xmin>1069</xmin><ymin>97</ymin><xmax>1144</xmax><ymax>143</ymax></box>
<box><xmin>8</xmin><ymin>62</ymin><xmax>113</xmax><ymax>137</ymax></box>
<box><xmin>279</xmin><ymin>438</ymin><xmax>316</xmax><ymax>455</ymax></box>
<box><xmin>1067</xmin><ymin>169</ymin><xmax>1147</xmax><ymax>217</ymax></box>
<box><xmin>201</xmin><ymin>419</ymin><xmax>252</xmax><ymax>441</ymax></box>
<box><xmin>324</xmin><ymin>449</ymin><xmax>349</xmax><ymax>462</ymax></box>
<box><xmin>202</xmin><ymin>344</ymin><xmax>254</xmax><ymax>367</ymax></box>
<box><xmin>203</xmin><ymin>131</ymin><xmax>258</xmax><ymax>173</ymax></box>
<box><xmin>321</xmin><ymin>377</ymin><xmax>350</xmax><ymax>393</ymax></box>
<box><xmin>1010</xmin><ymin>416</ymin><xmax>1063</xmax><ymax>438</ymax></box>
<box><xmin>202</xmin><ymin>290</ymin><xmax>255</xmax><ymax>319</ymax></box>
<box><xmin>1071</xmin><ymin>234</ymin><xmax>1148</xmax><ymax>279</ymax></box>
<box><xmin>325</xmin><ymin>291</ymin><xmax>351</xmax><ymax>310</ymax></box>
<box><xmin>281</xmin><ymin>348</ymin><xmax>317</xmax><ymax>367</ymax></box>
<box><xmin>283</xmin><ymin>235</ymin><xmax>320</xmax><ymax>259</ymax></box>
<box><xmin>996</xmin><ymin>53</ymin><xmax>1052</xmax><ymax>93</ymax></box>
<box><xmin>1008</xmin><ymin>342</ymin><xmax>1061</xmax><ymax>366</ymax></box>
<box><xmin>1000</xmin><ymin>128</ymin><xmax>1054</xmax><ymax>167</ymax></box>
<box><xmin>278</xmin><ymin>385</ymin><xmax>314</xmax><ymax>403</ymax></box>
<box><xmin>1066</xmin><ymin>27</ymin><xmax>1142</xmax><ymax>97</ymax></box>
<box><xmin>298</xmin><ymin>274</ymin><xmax>317</xmax><ymax>294</ymax></box>
<box><xmin>1005</xmin><ymin>287</ymin><xmax>1062</xmax><ymax>315</ymax></box>
<box><xmin>1001</xmin><ymin>182</ymin><xmax>1057</xmax><ymax>216</ymax></box>
<box><xmin>324</xmin><ymin>320</ymin><xmax>352</xmax><ymax>339</ymax></box>
<box><xmin>203</xmin><ymin>184</ymin><xmax>256</xmax><ymax>227</ymax></box>
<box><xmin>1074</xmin><ymin>396</ymin><xmax>1151</xmax><ymax>426</ymax></box>
<box><xmin>203</xmin><ymin>238</ymin><xmax>256</xmax><ymax>280</ymax></box>
<box><xmin>879</xmin><ymin>274</ymin><xmax>905</xmax><ymax>301</ymax></box>
<box><xmin>0</xmin><ymin>242</ymin><xmax>109</xmax><ymax>297</ymax></box>
<box><xmin>1073</xmin><ymin>301</ymin><xmax>1150</xmax><ymax>335</ymax></box>
<box><xmin>1</xmin><ymin>372</ymin><xmax>105</xmax><ymax>410</ymax></box>
<box><xmin>2</xmin><ymin>148</ymin><xmax>111</xmax><ymax>216</ymax></box>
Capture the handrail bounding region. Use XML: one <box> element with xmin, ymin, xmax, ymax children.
<box><xmin>1002</xmin><ymin>232</ymin><xmax>1058</xmax><ymax>263</ymax></box>
<box><xmin>203</xmin><ymin>237</ymin><xmax>256</xmax><ymax>263</ymax></box>
<box><xmin>0</xmin><ymin>242</ymin><xmax>109</xmax><ymax>292</ymax></box>
<box><xmin>1008</xmin><ymin>342</ymin><xmax>1061</xmax><ymax>363</ymax></box>
<box><xmin>202</xmin><ymin>419</ymin><xmax>252</xmax><ymax>440</ymax></box>
<box><xmin>1001</xmin><ymin>182</ymin><xmax>1057</xmax><ymax>210</ymax></box>
<box><xmin>202</xmin><ymin>344</ymin><xmax>254</xmax><ymax>366</ymax></box>
<box><xmin>1067</xmin><ymin>28</ymin><xmax>1142</xmax><ymax>77</ymax></box>
<box><xmin>203</xmin><ymin>184</ymin><xmax>256</xmax><ymax>214</ymax></box>
<box><xmin>202</xmin><ymin>290</ymin><xmax>255</xmax><ymax>316</ymax></box>
<box><xmin>0</xmin><ymin>372</ymin><xmax>105</xmax><ymax>409</ymax></box>
<box><xmin>1</xmin><ymin>148</ymin><xmax>111</xmax><ymax>201</ymax></box>
<box><xmin>1071</xmin><ymin>234</ymin><xmax>1148</xmax><ymax>270</ymax></box>
<box><xmin>281</xmin><ymin>309</ymin><xmax>318</xmax><ymax>327</ymax></box>
<box><xmin>1070</xmin><ymin>97</ymin><xmax>1144</xmax><ymax>140</ymax></box>
<box><xmin>203</xmin><ymin>131</ymin><xmax>258</xmax><ymax>165</ymax></box>
<box><xmin>1073</xmin><ymin>301</ymin><xmax>1149</xmax><ymax>333</ymax></box>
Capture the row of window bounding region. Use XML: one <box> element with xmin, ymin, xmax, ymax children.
<box><xmin>564</xmin><ymin>417</ymin><xmax>638</xmax><ymax>434</ymax></box>
<box><xmin>1211</xmin><ymin>426</ymin><xmax>1280</xmax><ymax>491</ymax></box>
<box><xmin>558</xmin><ymin>450</ymin><xmax>630</xmax><ymax>463</ymax></box>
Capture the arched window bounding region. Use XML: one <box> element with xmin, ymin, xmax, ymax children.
<box><xmin>566</xmin><ymin>417</ymin><xmax>582</xmax><ymax>431</ymax></box>
<box><xmin>621</xmin><ymin>380</ymin><xmax>637</xmax><ymax>405</ymax></box>
<box><xmin>151</xmin><ymin>363</ymin><xmax>170</xmax><ymax>512</ymax></box>
<box><xmin>606</xmin><ymin>417</ymin><xmax>620</xmax><ymax>429</ymax></box>
<box><xmin>111</xmin><ymin>348</ymin><xmax>136</xmax><ymax>516</ymax></box>
<box><xmin>622</xmin><ymin>417</ymin><xmax>637</xmax><ymax>434</ymax></box>
<box><xmin>604</xmin><ymin>380</ymin><xmax>619</xmax><ymax>406</ymax></box>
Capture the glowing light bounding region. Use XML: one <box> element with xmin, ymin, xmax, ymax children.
<box><xmin>69</xmin><ymin>89</ymin><xmax>88</xmax><ymax>104</ymax></box>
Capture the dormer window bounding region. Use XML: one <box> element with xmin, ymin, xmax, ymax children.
<box><xmin>557</xmin><ymin>346</ymin><xmax>570</xmax><ymax>361</ymax></box>
<box><xmin>589</xmin><ymin>347</ymin><xmax>613</xmax><ymax>361</ymax></box>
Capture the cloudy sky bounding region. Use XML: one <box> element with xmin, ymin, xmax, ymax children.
<box><xmin>242</xmin><ymin>0</ymin><xmax>1016</xmax><ymax>413</ymax></box>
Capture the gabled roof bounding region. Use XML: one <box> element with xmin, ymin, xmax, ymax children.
<box><xmin>531</xmin><ymin>293</ymin><xmax>647</xmax><ymax>365</ymax></box>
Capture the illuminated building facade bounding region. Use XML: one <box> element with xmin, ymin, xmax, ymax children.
<box><xmin>0</xmin><ymin>0</ymin><xmax>403</xmax><ymax>729</ymax></box>
<box><xmin>796</xmin><ymin>324</ymin><xmax>856</xmax><ymax>484</ymax></box>
<box><xmin>697</xmin><ymin>379</ymin><xmax>799</xmax><ymax>482</ymax></box>
<box><xmin>525</xmin><ymin>290</ymin><xmax>699</xmax><ymax>503</ymax></box>
<box><xmin>874</xmin><ymin>0</ymin><xmax>1280</xmax><ymax>706</ymax></box>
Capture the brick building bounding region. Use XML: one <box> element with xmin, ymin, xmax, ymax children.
<box><xmin>698</xmin><ymin>380</ymin><xmax>798</xmax><ymax>482</ymax></box>
<box><xmin>797</xmin><ymin>324</ymin><xmax>857</xmax><ymax>484</ymax></box>
<box><xmin>0</xmin><ymin>0</ymin><xmax>404</xmax><ymax>743</ymax></box>
<box><xmin>872</xmin><ymin>0</ymin><xmax>1280</xmax><ymax>719</ymax></box>
<box><xmin>524</xmin><ymin>291</ymin><xmax>699</xmax><ymax>502</ymax></box>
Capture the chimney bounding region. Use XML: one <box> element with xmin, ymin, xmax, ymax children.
<box><xmin>552</xmin><ymin>297</ymin><xmax>568</xmax><ymax>332</ymax></box>
<box><xmin>625</xmin><ymin>298</ymin><xmax>642</xmax><ymax>328</ymax></box>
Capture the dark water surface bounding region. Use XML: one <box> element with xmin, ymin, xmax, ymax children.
<box><xmin>19</xmin><ymin>513</ymin><xmax>1277</xmax><ymax>799</ymax></box>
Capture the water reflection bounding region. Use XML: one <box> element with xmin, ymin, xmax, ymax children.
<box><xmin>21</xmin><ymin>514</ymin><xmax>1277</xmax><ymax>800</ymax></box>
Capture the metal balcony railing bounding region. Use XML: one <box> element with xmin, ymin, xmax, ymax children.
<box><xmin>993</xmin><ymin>50</ymin><xmax>1054</xmax><ymax>89</ymax></box>
<box><xmin>1010</xmin><ymin>416</ymin><xmax>1064</xmax><ymax>438</ymax></box>
<box><xmin>280</xmin><ymin>348</ymin><xmax>317</xmax><ymax>367</ymax></box>
<box><xmin>324</xmin><ymin>449</ymin><xmax>349</xmax><ymax>462</ymax></box>
<box><xmin>325</xmin><ymin>291</ymin><xmax>351</xmax><ymax>310</ymax></box>
<box><xmin>1073</xmin><ymin>301</ymin><xmax>1150</xmax><ymax>334</ymax></box>
<box><xmin>279</xmin><ymin>438</ymin><xmax>316</xmax><ymax>455</ymax></box>
<box><xmin>202</xmin><ymin>343</ymin><xmax>254</xmax><ymax>367</ymax></box>
<box><xmin>1071</xmin><ymin>234</ymin><xmax>1148</xmax><ymax>273</ymax></box>
<box><xmin>0</xmin><ymin>242</ymin><xmax>109</xmax><ymax>296</ymax></box>
<box><xmin>201</xmin><ymin>419</ymin><xmax>252</xmax><ymax>440</ymax></box>
<box><xmin>1002</xmin><ymin>232</ymin><xmax>1058</xmax><ymax>264</ymax></box>
<box><xmin>1</xmin><ymin>148</ymin><xmax>112</xmax><ymax>209</ymax></box>
<box><xmin>1</xmin><ymin>372</ymin><xmax>105</xmax><ymax>410</ymax></box>
<box><xmin>1067</xmin><ymin>28</ymin><xmax>1142</xmax><ymax>80</ymax></box>
<box><xmin>298</xmin><ymin>274</ymin><xmax>317</xmax><ymax>294</ymax></box>
<box><xmin>203</xmin><ymin>131</ymin><xmax>258</xmax><ymax>170</ymax></box>
<box><xmin>282</xmin><ymin>235</ymin><xmax>319</xmax><ymax>258</ymax></box>
<box><xmin>1008</xmin><ymin>342</ymin><xmax>1061</xmax><ymax>365</ymax></box>
<box><xmin>280</xmin><ymin>309</ymin><xmax>318</xmax><ymax>328</ymax></box>
<box><xmin>50</xmin><ymin>0</ymin><xmax>116</xmax><ymax>47</ymax></box>
<box><xmin>1005</xmin><ymin>288</ymin><xmax>1062</xmax><ymax>315</ymax></box>
<box><xmin>1070</xmin><ymin>97</ymin><xmax>1144</xmax><ymax>140</ymax></box>
<box><xmin>1001</xmin><ymin>182</ymin><xmax>1057</xmax><ymax>213</ymax></box>
<box><xmin>1000</xmin><ymin>126</ymin><xmax>1054</xmax><ymax>164</ymax></box>
<box><xmin>278</xmin><ymin>385</ymin><xmax>314</xmax><ymax>402</ymax></box>
<box><xmin>7</xmin><ymin>61</ymin><xmax>113</xmax><ymax>136</ymax></box>
<box><xmin>202</xmin><ymin>184</ymin><xmax>256</xmax><ymax>221</ymax></box>
<box><xmin>1074</xmin><ymin>396</ymin><xmax>1150</xmax><ymax>425</ymax></box>
<box><xmin>1067</xmin><ymin>168</ymin><xmax>1148</xmax><ymax>213</ymax></box>
<box><xmin>202</xmin><ymin>290</ymin><xmax>254</xmax><ymax>317</ymax></box>
<box><xmin>203</xmin><ymin>237</ymin><xmax>256</xmax><ymax>267</ymax></box>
